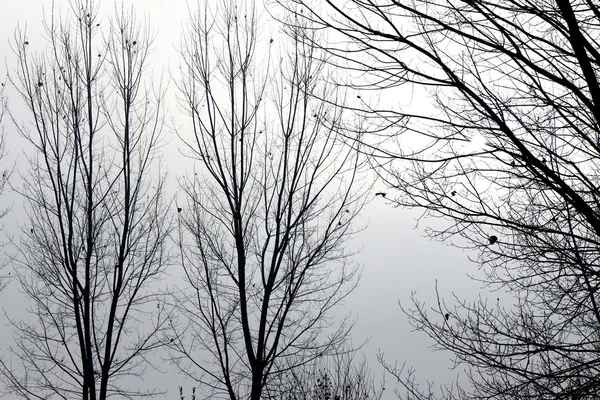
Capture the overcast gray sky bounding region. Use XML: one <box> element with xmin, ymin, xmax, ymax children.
<box><xmin>0</xmin><ymin>1</ymin><xmax>487</xmax><ymax>398</ymax></box>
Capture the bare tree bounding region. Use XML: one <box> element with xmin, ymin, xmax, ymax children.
<box><xmin>170</xmin><ymin>1</ymin><xmax>369</xmax><ymax>399</ymax></box>
<box><xmin>0</xmin><ymin>78</ymin><xmax>13</xmax><ymax>292</ymax></box>
<box><xmin>0</xmin><ymin>1</ymin><xmax>172</xmax><ymax>399</ymax></box>
<box><xmin>273</xmin><ymin>0</ymin><xmax>600</xmax><ymax>399</ymax></box>
<box><xmin>267</xmin><ymin>350</ymin><xmax>385</xmax><ymax>400</ymax></box>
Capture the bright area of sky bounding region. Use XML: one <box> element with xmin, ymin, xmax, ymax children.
<box><xmin>0</xmin><ymin>1</ymin><xmax>490</xmax><ymax>398</ymax></box>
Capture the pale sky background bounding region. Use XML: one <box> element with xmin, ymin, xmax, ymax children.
<box><xmin>0</xmin><ymin>1</ymin><xmax>488</xmax><ymax>398</ymax></box>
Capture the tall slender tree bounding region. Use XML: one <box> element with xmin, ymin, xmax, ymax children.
<box><xmin>171</xmin><ymin>1</ymin><xmax>369</xmax><ymax>399</ymax></box>
<box><xmin>0</xmin><ymin>2</ymin><xmax>172</xmax><ymax>399</ymax></box>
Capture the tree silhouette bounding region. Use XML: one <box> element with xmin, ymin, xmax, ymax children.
<box><xmin>269</xmin><ymin>351</ymin><xmax>384</xmax><ymax>400</ymax></box>
<box><xmin>273</xmin><ymin>0</ymin><xmax>600</xmax><ymax>398</ymax></box>
<box><xmin>0</xmin><ymin>78</ymin><xmax>12</xmax><ymax>292</ymax></box>
<box><xmin>169</xmin><ymin>1</ymin><xmax>369</xmax><ymax>399</ymax></box>
<box><xmin>0</xmin><ymin>2</ymin><xmax>172</xmax><ymax>399</ymax></box>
